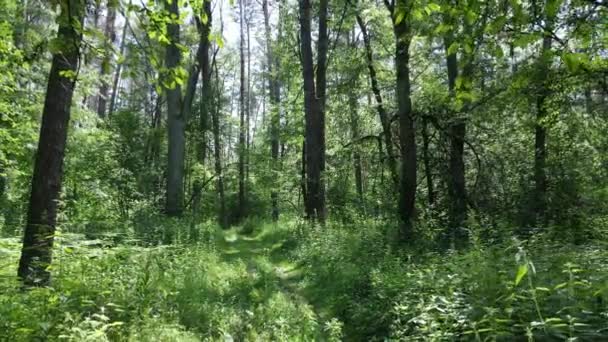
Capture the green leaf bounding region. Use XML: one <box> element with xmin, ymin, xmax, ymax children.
<box><xmin>465</xmin><ymin>10</ymin><xmax>476</xmax><ymax>25</ymax></box>
<box><xmin>426</xmin><ymin>3</ymin><xmax>441</xmax><ymax>13</ymax></box>
<box><xmin>561</xmin><ymin>52</ymin><xmax>587</xmax><ymax>73</ymax></box>
<box><xmin>464</xmin><ymin>42</ymin><xmax>473</xmax><ymax>54</ymax></box>
<box><xmin>513</xmin><ymin>33</ymin><xmax>539</xmax><ymax>48</ymax></box>
<box><xmin>395</xmin><ymin>10</ymin><xmax>406</xmax><ymax>25</ymax></box>
<box><xmin>434</xmin><ymin>23</ymin><xmax>452</xmax><ymax>34</ymax></box>
<box><xmin>447</xmin><ymin>41</ymin><xmax>459</xmax><ymax>56</ymax></box>
<box><xmin>546</xmin><ymin>0</ymin><xmax>563</xmax><ymax>18</ymax></box>
<box><xmin>515</xmin><ymin>264</ymin><xmax>528</xmax><ymax>286</ymax></box>
<box><xmin>487</xmin><ymin>15</ymin><xmax>507</xmax><ymax>34</ymax></box>
<box><xmin>58</xmin><ymin>69</ymin><xmax>77</xmax><ymax>80</ymax></box>
<box><xmin>210</xmin><ymin>33</ymin><xmax>224</xmax><ymax>49</ymax></box>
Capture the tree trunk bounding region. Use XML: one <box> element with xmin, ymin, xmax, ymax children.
<box><xmin>82</xmin><ymin>0</ymin><xmax>102</xmax><ymax>110</ymax></box>
<box><xmin>108</xmin><ymin>6</ymin><xmax>129</xmax><ymax>118</ymax></box>
<box><xmin>300</xmin><ymin>140</ymin><xmax>307</xmax><ymax>210</ymax></box>
<box><xmin>444</xmin><ymin>31</ymin><xmax>467</xmax><ymax>244</ymax></box>
<box><xmin>18</xmin><ymin>0</ymin><xmax>84</xmax><ymax>286</ymax></box>
<box><xmin>348</xmin><ymin>86</ymin><xmax>364</xmax><ymax>202</ymax></box>
<box><xmin>390</xmin><ymin>0</ymin><xmax>416</xmax><ymax>239</ymax></box>
<box><xmin>246</xmin><ymin>16</ymin><xmax>252</xmax><ymax>183</ymax></box>
<box><xmin>213</xmin><ymin>64</ymin><xmax>227</xmax><ymax>228</ymax></box>
<box><xmin>421</xmin><ymin>117</ymin><xmax>434</xmax><ymax>205</ymax></box>
<box><xmin>263</xmin><ymin>0</ymin><xmax>281</xmax><ymax>221</ymax></box>
<box><xmin>356</xmin><ymin>14</ymin><xmax>398</xmax><ymax>187</ymax></box>
<box><xmin>164</xmin><ymin>0</ymin><xmax>185</xmax><ymax>217</ymax></box>
<box><xmin>238</xmin><ymin>0</ymin><xmax>247</xmax><ymax>221</ymax></box>
<box><xmin>299</xmin><ymin>0</ymin><xmax>327</xmax><ymax>222</ymax></box>
<box><xmin>97</xmin><ymin>0</ymin><xmax>117</xmax><ymax>119</ymax></box>
<box><xmin>347</xmin><ymin>29</ymin><xmax>363</xmax><ymax>201</ymax></box>
<box><xmin>198</xmin><ymin>1</ymin><xmax>212</xmax><ymax>165</ymax></box>
<box><xmin>532</xmin><ymin>8</ymin><xmax>554</xmax><ymax>228</ymax></box>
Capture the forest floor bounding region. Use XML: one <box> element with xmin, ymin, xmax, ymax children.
<box><xmin>218</xmin><ymin>228</ymin><xmax>329</xmax><ymax>334</ymax></box>
<box><xmin>3</xmin><ymin>222</ymin><xmax>608</xmax><ymax>340</ymax></box>
<box><xmin>1</xmin><ymin>223</ymin><xmax>338</xmax><ymax>341</ymax></box>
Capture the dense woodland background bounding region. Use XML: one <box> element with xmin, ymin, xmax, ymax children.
<box><xmin>1</xmin><ymin>0</ymin><xmax>608</xmax><ymax>340</ymax></box>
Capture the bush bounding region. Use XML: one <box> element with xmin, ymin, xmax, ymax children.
<box><xmin>286</xmin><ymin>220</ymin><xmax>608</xmax><ymax>341</ymax></box>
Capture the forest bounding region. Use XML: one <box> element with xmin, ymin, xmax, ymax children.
<box><xmin>0</xmin><ymin>0</ymin><xmax>607</xmax><ymax>340</ymax></box>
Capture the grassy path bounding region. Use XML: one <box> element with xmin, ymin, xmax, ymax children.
<box><xmin>217</xmin><ymin>228</ymin><xmax>332</xmax><ymax>339</ymax></box>
<box><xmin>219</xmin><ymin>228</ymin><xmax>306</xmax><ymax>302</ymax></box>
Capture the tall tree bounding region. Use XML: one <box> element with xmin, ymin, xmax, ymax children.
<box><xmin>532</xmin><ymin>0</ymin><xmax>555</xmax><ymax>227</ymax></box>
<box><xmin>348</xmin><ymin>30</ymin><xmax>363</xmax><ymax>202</ymax></box>
<box><xmin>356</xmin><ymin>14</ymin><xmax>399</xmax><ymax>187</ymax></box>
<box><xmin>97</xmin><ymin>0</ymin><xmax>117</xmax><ymax>118</ymax></box>
<box><xmin>263</xmin><ymin>0</ymin><xmax>281</xmax><ymax>221</ymax></box>
<box><xmin>348</xmin><ymin>82</ymin><xmax>364</xmax><ymax>201</ymax></box>
<box><xmin>443</xmin><ymin>7</ymin><xmax>467</xmax><ymax>244</ymax></box>
<box><xmin>197</xmin><ymin>0</ymin><xmax>212</xmax><ymax>164</ymax></box>
<box><xmin>386</xmin><ymin>0</ymin><xmax>416</xmax><ymax>239</ymax></box>
<box><xmin>299</xmin><ymin>0</ymin><xmax>328</xmax><ymax>221</ymax></box>
<box><xmin>238</xmin><ymin>0</ymin><xmax>247</xmax><ymax>220</ymax></box>
<box><xmin>108</xmin><ymin>5</ymin><xmax>129</xmax><ymax>118</ymax></box>
<box><xmin>164</xmin><ymin>0</ymin><xmax>212</xmax><ymax>216</ymax></box>
<box><xmin>164</xmin><ymin>0</ymin><xmax>186</xmax><ymax>216</ymax></box>
<box><xmin>212</xmin><ymin>63</ymin><xmax>227</xmax><ymax>227</ymax></box>
<box><xmin>245</xmin><ymin>7</ymin><xmax>252</xmax><ymax>183</ymax></box>
<box><xmin>213</xmin><ymin>1</ymin><xmax>227</xmax><ymax>227</ymax></box>
<box><xmin>18</xmin><ymin>0</ymin><xmax>85</xmax><ymax>286</ymax></box>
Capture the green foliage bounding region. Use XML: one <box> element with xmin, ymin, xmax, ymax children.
<box><xmin>284</xmin><ymin>220</ymin><xmax>608</xmax><ymax>340</ymax></box>
<box><xmin>3</xmin><ymin>215</ymin><xmax>608</xmax><ymax>341</ymax></box>
<box><xmin>0</xmin><ymin>220</ymin><xmax>321</xmax><ymax>341</ymax></box>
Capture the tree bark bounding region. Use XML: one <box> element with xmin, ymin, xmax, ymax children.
<box><xmin>238</xmin><ymin>0</ymin><xmax>247</xmax><ymax>220</ymax></box>
<box><xmin>299</xmin><ymin>0</ymin><xmax>328</xmax><ymax>222</ymax></box>
<box><xmin>82</xmin><ymin>0</ymin><xmax>102</xmax><ymax>110</ymax></box>
<box><xmin>213</xmin><ymin>63</ymin><xmax>227</xmax><ymax>227</ymax></box>
<box><xmin>164</xmin><ymin>1</ymin><xmax>211</xmax><ymax>218</ymax></box>
<box><xmin>18</xmin><ymin>0</ymin><xmax>84</xmax><ymax>286</ymax></box>
<box><xmin>246</xmin><ymin>14</ymin><xmax>252</xmax><ymax>183</ymax></box>
<box><xmin>97</xmin><ymin>0</ymin><xmax>117</xmax><ymax>118</ymax></box>
<box><xmin>421</xmin><ymin>117</ymin><xmax>434</xmax><ymax>205</ymax></box>
<box><xmin>348</xmin><ymin>84</ymin><xmax>364</xmax><ymax>201</ymax></box>
<box><xmin>444</xmin><ymin>30</ymin><xmax>467</xmax><ymax>243</ymax></box>
<box><xmin>533</xmin><ymin>32</ymin><xmax>552</xmax><ymax>226</ymax></box>
<box><xmin>390</xmin><ymin>0</ymin><xmax>416</xmax><ymax>239</ymax></box>
<box><xmin>263</xmin><ymin>0</ymin><xmax>281</xmax><ymax>221</ymax></box>
<box><xmin>198</xmin><ymin>1</ymin><xmax>212</xmax><ymax>165</ymax></box>
<box><xmin>164</xmin><ymin>0</ymin><xmax>185</xmax><ymax>217</ymax></box>
<box><xmin>531</xmin><ymin>5</ymin><xmax>554</xmax><ymax>228</ymax></box>
<box><xmin>108</xmin><ymin>5</ymin><xmax>129</xmax><ymax>118</ymax></box>
<box><xmin>356</xmin><ymin>14</ymin><xmax>398</xmax><ymax>187</ymax></box>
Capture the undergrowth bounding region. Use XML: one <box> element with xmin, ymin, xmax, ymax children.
<box><xmin>289</xmin><ymin>220</ymin><xmax>608</xmax><ymax>340</ymax></box>
<box><xmin>1</xmin><ymin>218</ymin><xmax>608</xmax><ymax>341</ymax></box>
<box><xmin>0</xmin><ymin>221</ymin><xmax>319</xmax><ymax>341</ymax></box>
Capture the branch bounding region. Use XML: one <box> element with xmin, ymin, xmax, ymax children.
<box><xmin>343</xmin><ymin>134</ymin><xmax>382</xmax><ymax>148</ymax></box>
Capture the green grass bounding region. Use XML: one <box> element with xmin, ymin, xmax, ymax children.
<box><xmin>0</xmin><ymin>221</ymin><xmax>331</xmax><ymax>341</ymax></box>
<box><xmin>2</xmin><ymin>219</ymin><xmax>608</xmax><ymax>341</ymax></box>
